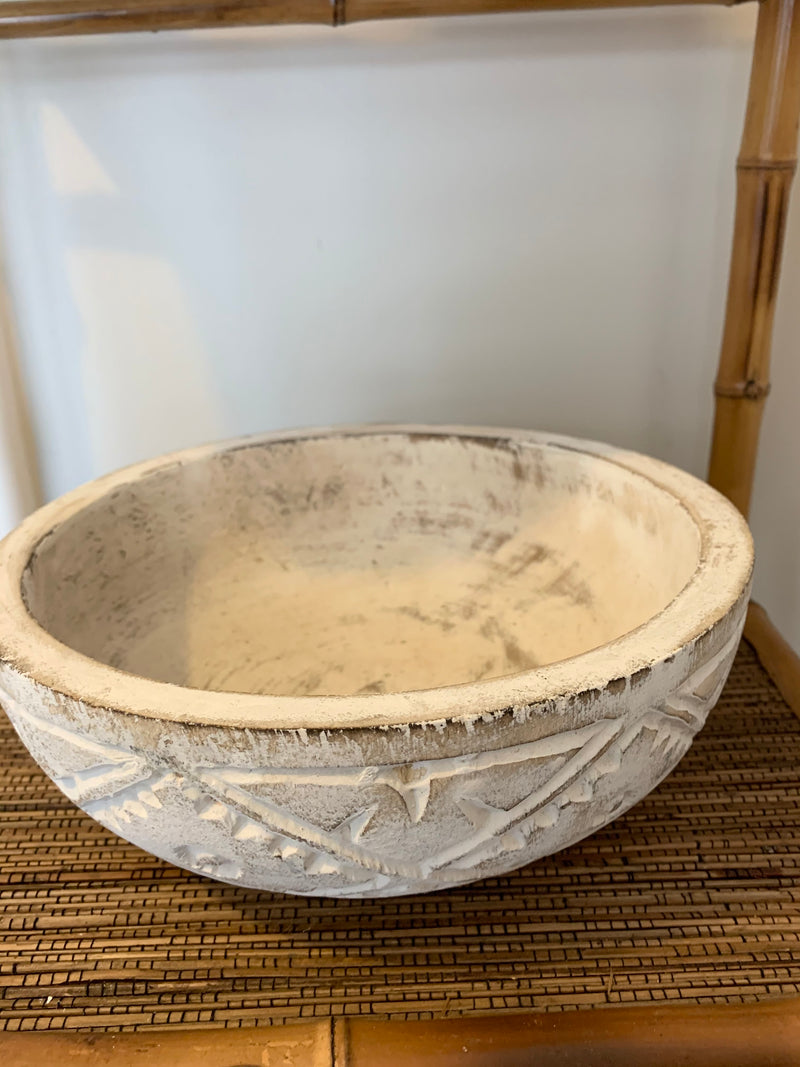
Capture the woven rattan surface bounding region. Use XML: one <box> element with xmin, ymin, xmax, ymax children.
<box><xmin>1</xmin><ymin>639</ymin><xmax>799</xmax><ymax>1032</ymax></box>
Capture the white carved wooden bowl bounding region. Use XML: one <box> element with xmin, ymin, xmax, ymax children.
<box><xmin>0</xmin><ymin>426</ymin><xmax>753</xmax><ymax>898</ymax></box>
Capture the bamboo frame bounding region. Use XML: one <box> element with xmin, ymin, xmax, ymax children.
<box><xmin>745</xmin><ymin>600</ymin><xmax>800</xmax><ymax>717</ymax></box>
<box><xmin>338</xmin><ymin>1001</ymin><xmax>800</xmax><ymax>1066</ymax></box>
<box><xmin>708</xmin><ymin>0</ymin><xmax>800</xmax><ymax>516</ymax></box>
<box><xmin>0</xmin><ymin>0</ymin><xmax>793</xmax><ymax>524</ymax></box>
<box><xmin>4</xmin><ymin>999</ymin><xmax>800</xmax><ymax>1065</ymax></box>
<box><xmin>0</xmin><ymin>0</ymin><xmax>799</xmax><ymax>1052</ymax></box>
<box><xmin>0</xmin><ymin>0</ymin><xmax>742</xmax><ymax>40</ymax></box>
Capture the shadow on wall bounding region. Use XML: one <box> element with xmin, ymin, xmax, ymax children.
<box><xmin>0</xmin><ymin>4</ymin><xmax>756</xmax><ymax>504</ymax></box>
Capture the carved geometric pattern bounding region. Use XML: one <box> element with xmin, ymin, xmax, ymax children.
<box><xmin>0</xmin><ymin>627</ymin><xmax>741</xmax><ymax>896</ymax></box>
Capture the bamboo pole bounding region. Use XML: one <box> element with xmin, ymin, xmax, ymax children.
<box><xmin>745</xmin><ymin>600</ymin><xmax>800</xmax><ymax>717</ymax></box>
<box><xmin>340</xmin><ymin>0</ymin><xmax>738</xmax><ymax>26</ymax></box>
<box><xmin>337</xmin><ymin>999</ymin><xmax>800</xmax><ymax>1066</ymax></box>
<box><xmin>0</xmin><ymin>236</ymin><xmax>42</xmax><ymax>524</ymax></box>
<box><xmin>0</xmin><ymin>0</ymin><xmax>744</xmax><ymax>40</ymax></box>
<box><xmin>4</xmin><ymin>1000</ymin><xmax>800</xmax><ymax>1066</ymax></box>
<box><xmin>708</xmin><ymin>0</ymin><xmax>800</xmax><ymax>516</ymax></box>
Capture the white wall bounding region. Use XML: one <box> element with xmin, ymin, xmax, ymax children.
<box><xmin>0</xmin><ymin>7</ymin><xmax>797</xmax><ymax>646</ymax></box>
<box><xmin>750</xmin><ymin>180</ymin><xmax>800</xmax><ymax>650</ymax></box>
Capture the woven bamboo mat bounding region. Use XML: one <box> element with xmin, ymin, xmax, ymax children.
<box><xmin>2</xmin><ymin>639</ymin><xmax>799</xmax><ymax>1033</ymax></box>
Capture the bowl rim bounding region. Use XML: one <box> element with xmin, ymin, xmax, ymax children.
<box><xmin>0</xmin><ymin>424</ymin><xmax>754</xmax><ymax>731</ymax></box>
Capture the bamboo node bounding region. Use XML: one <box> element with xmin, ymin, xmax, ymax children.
<box><xmin>737</xmin><ymin>158</ymin><xmax>797</xmax><ymax>172</ymax></box>
<box><xmin>714</xmin><ymin>379</ymin><xmax>771</xmax><ymax>400</ymax></box>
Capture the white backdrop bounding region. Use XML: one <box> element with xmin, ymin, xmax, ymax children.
<box><xmin>0</xmin><ymin>6</ymin><xmax>798</xmax><ymax>647</ymax></box>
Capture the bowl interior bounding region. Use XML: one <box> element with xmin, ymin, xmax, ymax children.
<box><xmin>21</xmin><ymin>433</ymin><xmax>701</xmax><ymax>698</ymax></box>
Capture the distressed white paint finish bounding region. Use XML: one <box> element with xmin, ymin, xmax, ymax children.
<box><xmin>0</xmin><ymin>427</ymin><xmax>752</xmax><ymax>896</ymax></box>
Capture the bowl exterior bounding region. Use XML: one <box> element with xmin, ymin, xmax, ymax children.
<box><xmin>0</xmin><ymin>593</ymin><xmax>747</xmax><ymax>898</ymax></box>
